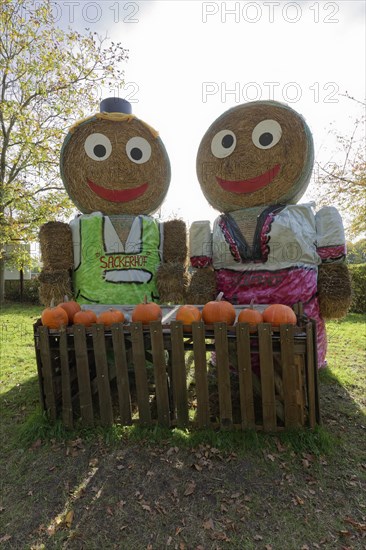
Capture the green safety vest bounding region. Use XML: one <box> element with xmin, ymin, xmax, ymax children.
<box><xmin>72</xmin><ymin>214</ymin><xmax>162</xmax><ymax>304</ymax></box>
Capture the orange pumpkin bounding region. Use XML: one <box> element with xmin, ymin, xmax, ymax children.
<box><xmin>97</xmin><ymin>308</ymin><xmax>125</xmax><ymax>326</ymax></box>
<box><xmin>176</xmin><ymin>305</ymin><xmax>201</xmax><ymax>329</ymax></box>
<box><xmin>58</xmin><ymin>295</ymin><xmax>81</xmax><ymax>324</ymax></box>
<box><xmin>41</xmin><ymin>302</ymin><xmax>68</xmax><ymax>329</ymax></box>
<box><xmin>262</xmin><ymin>304</ymin><xmax>297</xmax><ymax>327</ymax></box>
<box><xmin>202</xmin><ymin>293</ymin><xmax>236</xmax><ymax>325</ymax></box>
<box><xmin>238</xmin><ymin>305</ymin><xmax>263</xmax><ymax>332</ymax></box>
<box><xmin>73</xmin><ymin>309</ymin><xmax>97</xmax><ymax>327</ymax></box>
<box><xmin>131</xmin><ymin>295</ymin><xmax>162</xmax><ymax>324</ymax></box>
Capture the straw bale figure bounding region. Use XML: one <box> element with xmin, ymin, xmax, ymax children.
<box><xmin>188</xmin><ymin>100</ymin><xmax>351</xmax><ymax>366</ymax></box>
<box><xmin>39</xmin><ymin>98</ymin><xmax>187</xmax><ymax>306</ymax></box>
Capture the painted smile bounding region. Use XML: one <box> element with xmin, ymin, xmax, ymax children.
<box><xmin>87</xmin><ymin>179</ymin><xmax>148</xmax><ymax>202</ymax></box>
<box><xmin>216</xmin><ymin>164</ymin><xmax>281</xmax><ymax>194</ymax></box>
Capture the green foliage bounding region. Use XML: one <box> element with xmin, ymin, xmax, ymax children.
<box><xmin>0</xmin><ymin>0</ymin><xmax>127</xmax><ymax>289</ymax></box>
<box><xmin>349</xmin><ymin>264</ymin><xmax>366</xmax><ymax>313</ymax></box>
<box><xmin>316</xmin><ymin>97</ymin><xmax>366</xmax><ymax>240</ymax></box>
<box><xmin>4</xmin><ymin>276</ymin><xmax>40</xmax><ymax>303</ymax></box>
<box><xmin>346</xmin><ymin>238</ymin><xmax>366</xmax><ymax>264</ymax></box>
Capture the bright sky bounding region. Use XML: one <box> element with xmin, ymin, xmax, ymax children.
<box><xmin>55</xmin><ymin>0</ymin><xmax>365</xmax><ymax>226</ymax></box>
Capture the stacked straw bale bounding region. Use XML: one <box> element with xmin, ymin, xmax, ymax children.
<box><xmin>38</xmin><ymin>222</ymin><xmax>74</xmax><ymax>306</ymax></box>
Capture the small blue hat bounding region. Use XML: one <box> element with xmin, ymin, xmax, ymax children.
<box><xmin>100</xmin><ymin>97</ymin><xmax>132</xmax><ymax>114</ymax></box>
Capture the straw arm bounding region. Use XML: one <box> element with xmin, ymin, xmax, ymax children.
<box><xmin>315</xmin><ymin>206</ymin><xmax>352</xmax><ymax>319</ymax></box>
<box><xmin>38</xmin><ymin>221</ymin><xmax>74</xmax><ymax>306</ymax></box>
<box><xmin>156</xmin><ymin>219</ymin><xmax>189</xmax><ymax>304</ymax></box>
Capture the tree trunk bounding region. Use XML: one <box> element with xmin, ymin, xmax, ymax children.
<box><xmin>0</xmin><ymin>255</ymin><xmax>5</xmax><ymax>304</ymax></box>
<box><xmin>20</xmin><ymin>268</ymin><xmax>24</xmax><ymax>302</ymax></box>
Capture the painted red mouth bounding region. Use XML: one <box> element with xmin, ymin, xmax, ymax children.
<box><xmin>216</xmin><ymin>164</ymin><xmax>281</xmax><ymax>194</ymax></box>
<box><xmin>87</xmin><ymin>180</ymin><xmax>148</xmax><ymax>202</ymax></box>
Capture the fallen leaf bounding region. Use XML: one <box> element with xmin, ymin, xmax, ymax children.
<box><xmin>184</xmin><ymin>481</ymin><xmax>196</xmax><ymax>496</ymax></box>
<box><xmin>89</xmin><ymin>458</ymin><xmax>98</xmax><ymax>467</ymax></box>
<box><xmin>344</xmin><ymin>517</ymin><xmax>366</xmax><ymax>531</ymax></box>
<box><xmin>275</xmin><ymin>439</ymin><xmax>286</xmax><ymax>452</ymax></box>
<box><xmin>265</xmin><ymin>545</ymin><xmax>273</xmax><ymax>550</ymax></box>
<box><xmin>203</xmin><ymin>518</ymin><xmax>214</xmax><ymax>530</ymax></box>
<box><xmin>254</xmin><ymin>534</ymin><xmax>263</xmax><ymax>541</ymax></box>
<box><xmin>106</xmin><ymin>506</ymin><xmax>113</xmax><ymax>516</ymax></box>
<box><xmin>213</xmin><ymin>530</ymin><xmax>230</xmax><ymax>541</ymax></box>
<box><xmin>65</xmin><ymin>510</ymin><xmax>74</xmax><ymax>528</ymax></box>
<box><xmin>267</xmin><ymin>454</ymin><xmax>276</xmax><ymax>462</ymax></box>
<box><xmin>31</xmin><ymin>438</ymin><xmax>42</xmax><ymax>450</ymax></box>
<box><xmin>166</xmin><ymin>535</ymin><xmax>172</xmax><ymax>545</ymax></box>
<box><xmin>0</xmin><ymin>534</ymin><xmax>11</xmax><ymax>543</ymax></box>
<box><xmin>192</xmin><ymin>463</ymin><xmax>203</xmax><ymax>471</ymax></box>
<box><xmin>141</xmin><ymin>503</ymin><xmax>152</xmax><ymax>512</ymax></box>
<box><xmin>167</xmin><ymin>446</ymin><xmax>179</xmax><ymax>456</ymax></box>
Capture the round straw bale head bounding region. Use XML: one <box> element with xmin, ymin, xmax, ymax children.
<box><xmin>60</xmin><ymin>114</ymin><xmax>170</xmax><ymax>216</ymax></box>
<box><xmin>196</xmin><ymin>100</ymin><xmax>314</xmax><ymax>211</ymax></box>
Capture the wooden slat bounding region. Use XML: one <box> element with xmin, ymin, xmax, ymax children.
<box><xmin>130</xmin><ymin>322</ymin><xmax>151</xmax><ymax>425</ymax></box>
<box><xmin>150</xmin><ymin>321</ymin><xmax>170</xmax><ymax>427</ymax></box>
<box><xmin>306</xmin><ymin>322</ymin><xmax>316</xmax><ymax>428</ymax></box>
<box><xmin>280</xmin><ymin>324</ymin><xmax>298</xmax><ymax>428</ymax></box>
<box><xmin>34</xmin><ymin>324</ymin><xmax>46</xmax><ymax>412</ymax></box>
<box><xmin>214</xmin><ymin>323</ymin><xmax>232</xmax><ymax>429</ymax></box>
<box><xmin>311</xmin><ymin>320</ymin><xmax>321</xmax><ymax>424</ymax></box>
<box><xmin>74</xmin><ymin>325</ymin><xmax>94</xmax><ymax>426</ymax></box>
<box><xmin>258</xmin><ymin>324</ymin><xmax>277</xmax><ymax>432</ymax></box>
<box><xmin>38</xmin><ymin>327</ymin><xmax>57</xmax><ymax>420</ymax></box>
<box><xmin>192</xmin><ymin>322</ymin><xmax>210</xmax><ymax>428</ymax></box>
<box><xmin>236</xmin><ymin>323</ymin><xmax>255</xmax><ymax>429</ymax></box>
<box><xmin>170</xmin><ymin>322</ymin><xmax>189</xmax><ymax>427</ymax></box>
<box><xmin>59</xmin><ymin>330</ymin><xmax>73</xmax><ymax>429</ymax></box>
<box><xmin>111</xmin><ymin>324</ymin><xmax>132</xmax><ymax>425</ymax></box>
<box><xmin>295</xmin><ymin>354</ymin><xmax>305</xmax><ymax>426</ymax></box>
<box><xmin>92</xmin><ymin>324</ymin><xmax>113</xmax><ymax>426</ymax></box>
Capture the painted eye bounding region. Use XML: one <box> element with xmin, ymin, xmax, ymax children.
<box><xmin>84</xmin><ymin>133</ymin><xmax>112</xmax><ymax>161</ymax></box>
<box><xmin>252</xmin><ymin>120</ymin><xmax>282</xmax><ymax>149</ymax></box>
<box><xmin>126</xmin><ymin>137</ymin><xmax>152</xmax><ymax>164</ymax></box>
<box><xmin>211</xmin><ymin>129</ymin><xmax>237</xmax><ymax>158</ymax></box>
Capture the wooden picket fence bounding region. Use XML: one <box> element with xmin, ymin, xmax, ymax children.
<box><xmin>33</xmin><ymin>317</ymin><xmax>320</xmax><ymax>432</ymax></box>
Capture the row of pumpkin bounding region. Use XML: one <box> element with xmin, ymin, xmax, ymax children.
<box><xmin>41</xmin><ymin>295</ymin><xmax>298</xmax><ymax>331</ymax></box>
